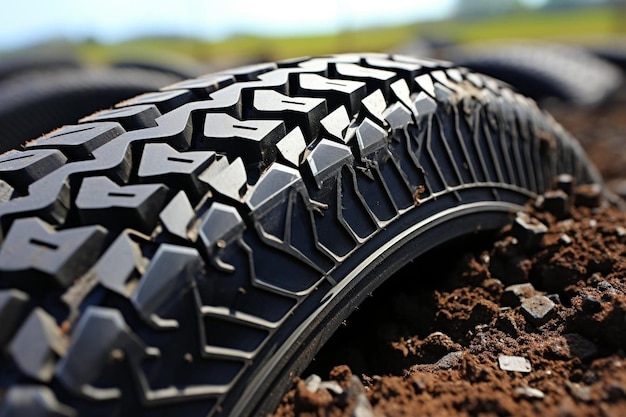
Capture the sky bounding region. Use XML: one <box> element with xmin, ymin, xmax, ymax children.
<box><xmin>0</xmin><ymin>0</ymin><xmax>548</xmax><ymax>51</ymax></box>
<box><xmin>0</xmin><ymin>0</ymin><xmax>455</xmax><ymax>50</ymax></box>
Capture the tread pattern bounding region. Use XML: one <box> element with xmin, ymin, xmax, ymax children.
<box><xmin>450</xmin><ymin>42</ymin><xmax>623</xmax><ymax>106</ymax></box>
<box><xmin>0</xmin><ymin>54</ymin><xmax>602</xmax><ymax>417</ymax></box>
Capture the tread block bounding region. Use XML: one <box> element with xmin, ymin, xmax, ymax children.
<box><xmin>446</xmin><ymin>68</ymin><xmax>464</xmax><ymax>84</ymax></box>
<box><xmin>276</xmin><ymin>127</ymin><xmax>306</xmax><ymax>167</ymax></box>
<box><xmin>0</xmin><ymin>289</ymin><xmax>30</xmax><ymax>349</ymax></box>
<box><xmin>331</xmin><ymin>63</ymin><xmax>396</xmax><ymax>95</ymax></box>
<box><xmin>117</xmin><ymin>89</ymin><xmax>194</xmax><ymax>114</ymax></box>
<box><xmin>198</xmin><ymin>202</ymin><xmax>246</xmax><ymax>255</ymax></box>
<box><xmin>55</xmin><ymin>306</ymin><xmax>147</xmax><ymax>400</ymax></box>
<box><xmin>0</xmin><ymin>218</ymin><xmax>106</xmax><ymax>290</ymax></box>
<box><xmin>76</xmin><ymin>176</ymin><xmax>169</xmax><ymax>234</ymax></box>
<box><xmin>431</xmin><ymin>70</ymin><xmax>458</xmax><ymax>90</ymax></box>
<box><xmin>306</xmin><ymin>179</ymin><xmax>358</xmax><ymax>258</ymax></box>
<box><xmin>356</xmin><ymin>118</ymin><xmax>388</xmax><ymax>160</ymax></box>
<box><xmin>159</xmin><ymin>191</ymin><xmax>194</xmax><ymax>240</ymax></box>
<box><xmin>297</xmin><ymin>73</ymin><xmax>367</xmax><ymax>115</ymax></box>
<box><xmin>93</xmin><ymin>232</ymin><xmax>145</xmax><ymax>298</ymax></box>
<box><xmin>246</xmin><ymin>163</ymin><xmax>303</xmax><ymax>212</ymax></box>
<box><xmin>415</xmin><ymin>74</ymin><xmax>436</xmax><ymax>97</ymax></box>
<box><xmin>384</xmin><ymin>102</ymin><xmax>413</xmax><ymax>131</ymax></box>
<box><xmin>9</xmin><ymin>308</ymin><xmax>67</xmax><ymax>382</ymax></box>
<box><xmin>413</xmin><ymin>92</ymin><xmax>438</xmax><ymax>118</ymax></box>
<box><xmin>0</xmin><ymin>385</ymin><xmax>76</xmax><ymax>417</ymax></box>
<box><xmin>466</xmin><ymin>72</ymin><xmax>485</xmax><ymax>89</ymax></box>
<box><xmin>26</xmin><ymin>123</ymin><xmax>125</xmax><ymax>160</ymax></box>
<box><xmin>138</xmin><ymin>143</ymin><xmax>214</xmax><ymax>202</ymax></box>
<box><xmin>203</xmin><ymin>113</ymin><xmax>286</xmax><ymax>166</ymax></box>
<box><xmin>202</xmin><ymin>315</ymin><xmax>268</xmax><ymax>360</ymax></box>
<box><xmin>0</xmin><ymin>150</ymin><xmax>66</xmax><ymax>194</ymax></box>
<box><xmin>161</xmin><ymin>74</ymin><xmax>235</xmax><ymax>97</ymax></box>
<box><xmin>219</xmin><ymin>62</ymin><xmax>278</xmax><ymax>81</ymax></box>
<box><xmin>199</xmin><ymin>157</ymin><xmax>248</xmax><ymax>201</ymax></box>
<box><xmin>131</xmin><ymin>244</ymin><xmax>203</xmax><ymax>329</ymax></box>
<box><xmin>252</xmin><ymin>90</ymin><xmax>327</xmax><ymax>140</ymax></box>
<box><xmin>80</xmin><ymin>105</ymin><xmax>161</xmax><ymax>131</ymax></box>
<box><xmin>360</xmin><ymin>90</ymin><xmax>388</xmax><ymax>125</ymax></box>
<box><xmin>389</xmin><ymin>79</ymin><xmax>415</xmax><ymax>113</ymax></box>
<box><xmin>305</xmin><ymin>139</ymin><xmax>354</xmax><ymax>189</ymax></box>
<box><xmin>320</xmin><ymin>106</ymin><xmax>351</xmax><ymax>143</ymax></box>
<box><xmin>363</xmin><ymin>57</ymin><xmax>421</xmax><ymax>85</ymax></box>
<box><xmin>393</xmin><ymin>55</ymin><xmax>452</xmax><ymax>68</ymax></box>
<box><xmin>0</xmin><ymin>179</ymin><xmax>16</xmax><ymax>204</ymax></box>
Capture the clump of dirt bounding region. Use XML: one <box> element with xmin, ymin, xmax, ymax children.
<box><xmin>272</xmin><ymin>84</ymin><xmax>626</xmax><ymax>417</ymax></box>
<box><xmin>272</xmin><ymin>186</ymin><xmax>626</xmax><ymax>417</ymax></box>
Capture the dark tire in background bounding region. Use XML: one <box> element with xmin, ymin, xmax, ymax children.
<box><xmin>0</xmin><ymin>53</ymin><xmax>603</xmax><ymax>417</ymax></box>
<box><xmin>0</xmin><ymin>67</ymin><xmax>184</xmax><ymax>153</ymax></box>
<box><xmin>592</xmin><ymin>43</ymin><xmax>626</xmax><ymax>73</ymax></box>
<box><xmin>448</xmin><ymin>42</ymin><xmax>623</xmax><ymax>107</ymax></box>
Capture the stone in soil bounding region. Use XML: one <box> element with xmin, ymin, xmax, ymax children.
<box><xmin>272</xmin><ymin>187</ymin><xmax>626</xmax><ymax>416</ymax></box>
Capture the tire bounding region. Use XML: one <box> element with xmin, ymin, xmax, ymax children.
<box><xmin>448</xmin><ymin>42</ymin><xmax>623</xmax><ymax>107</ymax></box>
<box><xmin>0</xmin><ymin>53</ymin><xmax>80</xmax><ymax>83</ymax></box>
<box><xmin>0</xmin><ymin>53</ymin><xmax>603</xmax><ymax>417</ymax></box>
<box><xmin>0</xmin><ymin>67</ymin><xmax>184</xmax><ymax>153</ymax></box>
<box><xmin>592</xmin><ymin>44</ymin><xmax>626</xmax><ymax>73</ymax></box>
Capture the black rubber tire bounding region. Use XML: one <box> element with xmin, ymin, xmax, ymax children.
<box><xmin>592</xmin><ymin>43</ymin><xmax>626</xmax><ymax>73</ymax></box>
<box><xmin>112</xmin><ymin>60</ymin><xmax>211</xmax><ymax>81</ymax></box>
<box><xmin>448</xmin><ymin>42</ymin><xmax>623</xmax><ymax>107</ymax></box>
<box><xmin>0</xmin><ymin>67</ymin><xmax>184</xmax><ymax>153</ymax></box>
<box><xmin>0</xmin><ymin>53</ymin><xmax>604</xmax><ymax>417</ymax></box>
<box><xmin>0</xmin><ymin>53</ymin><xmax>80</xmax><ymax>83</ymax></box>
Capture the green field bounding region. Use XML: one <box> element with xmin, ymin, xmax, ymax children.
<box><xmin>40</xmin><ymin>6</ymin><xmax>626</xmax><ymax>67</ymax></box>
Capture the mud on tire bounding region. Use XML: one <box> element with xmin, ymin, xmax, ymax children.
<box><xmin>0</xmin><ymin>53</ymin><xmax>603</xmax><ymax>417</ymax></box>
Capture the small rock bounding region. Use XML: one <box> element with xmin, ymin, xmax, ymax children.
<box><xmin>521</xmin><ymin>295</ymin><xmax>556</xmax><ymax>326</ymax></box>
<box><xmin>498</xmin><ymin>355</ymin><xmax>532</xmax><ymax>373</ymax></box>
<box><xmin>435</xmin><ymin>351</ymin><xmax>464</xmax><ymax>369</ymax></box>
<box><xmin>319</xmin><ymin>380</ymin><xmax>343</xmax><ymax>396</ymax></box>
<box><xmin>617</xmin><ymin>226</ymin><xmax>626</xmax><ymax>237</ymax></box>
<box><xmin>547</xmin><ymin>333</ymin><xmax>598</xmax><ymax>360</ymax></box>
<box><xmin>574</xmin><ymin>183</ymin><xmax>602</xmax><ymax>208</ymax></box>
<box><xmin>581</xmin><ymin>296</ymin><xmax>602</xmax><ymax>314</ymax></box>
<box><xmin>304</xmin><ymin>374</ymin><xmax>322</xmax><ymax>392</ymax></box>
<box><xmin>555</xmin><ymin>174</ymin><xmax>574</xmax><ymax>195</ymax></box>
<box><xmin>588</xmin><ymin>273</ymin><xmax>602</xmax><ymax>286</ymax></box>
<box><xmin>496</xmin><ymin>312</ymin><xmax>519</xmax><ymax>337</ymax></box>
<box><xmin>511</xmin><ymin>213</ymin><xmax>548</xmax><ymax>252</ymax></box>
<box><xmin>566</xmin><ymin>381</ymin><xmax>592</xmax><ymax>402</ymax></box>
<box><xmin>547</xmin><ymin>294</ymin><xmax>561</xmax><ymax>304</ymax></box>
<box><xmin>347</xmin><ymin>376</ymin><xmax>374</xmax><ymax>417</ymax></box>
<box><xmin>564</xmin><ymin>334</ymin><xmax>598</xmax><ymax>360</ymax></box>
<box><xmin>501</xmin><ymin>283</ymin><xmax>536</xmax><ymax>307</ymax></box>
<box><xmin>607</xmin><ymin>382</ymin><xmax>626</xmax><ymax>400</ymax></box>
<box><xmin>411</xmin><ymin>378</ymin><xmax>426</xmax><ymax>393</ymax></box>
<box><xmin>597</xmin><ymin>281</ymin><xmax>614</xmax><ymax>292</ymax></box>
<box><xmin>515</xmin><ymin>386</ymin><xmax>545</xmax><ymax>399</ymax></box>
<box><xmin>541</xmin><ymin>189</ymin><xmax>570</xmax><ymax>219</ymax></box>
<box><xmin>558</xmin><ymin>234</ymin><xmax>573</xmax><ymax>245</ymax></box>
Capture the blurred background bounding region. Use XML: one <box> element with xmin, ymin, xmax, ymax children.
<box><xmin>1</xmin><ymin>0</ymin><xmax>624</xmax><ymax>72</ymax></box>
<box><xmin>1</xmin><ymin>0</ymin><xmax>625</xmax><ymax>196</ymax></box>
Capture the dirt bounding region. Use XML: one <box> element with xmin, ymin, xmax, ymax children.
<box><xmin>271</xmin><ymin>85</ymin><xmax>626</xmax><ymax>417</ymax></box>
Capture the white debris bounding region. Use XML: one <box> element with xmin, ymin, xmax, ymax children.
<box><xmin>498</xmin><ymin>355</ymin><xmax>532</xmax><ymax>373</ymax></box>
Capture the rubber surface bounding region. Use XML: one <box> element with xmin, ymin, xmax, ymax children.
<box><xmin>0</xmin><ymin>53</ymin><xmax>602</xmax><ymax>417</ymax></box>
<box><xmin>0</xmin><ymin>67</ymin><xmax>183</xmax><ymax>153</ymax></box>
<box><xmin>449</xmin><ymin>42</ymin><xmax>623</xmax><ymax>107</ymax></box>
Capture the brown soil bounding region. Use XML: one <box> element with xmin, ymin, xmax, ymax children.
<box><xmin>271</xmin><ymin>86</ymin><xmax>626</xmax><ymax>417</ymax></box>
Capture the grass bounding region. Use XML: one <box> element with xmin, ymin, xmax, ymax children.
<box><xmin>26</xmin><ymin>5</ymin><xmax>626</xmax><ymax>67</ymax></box>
